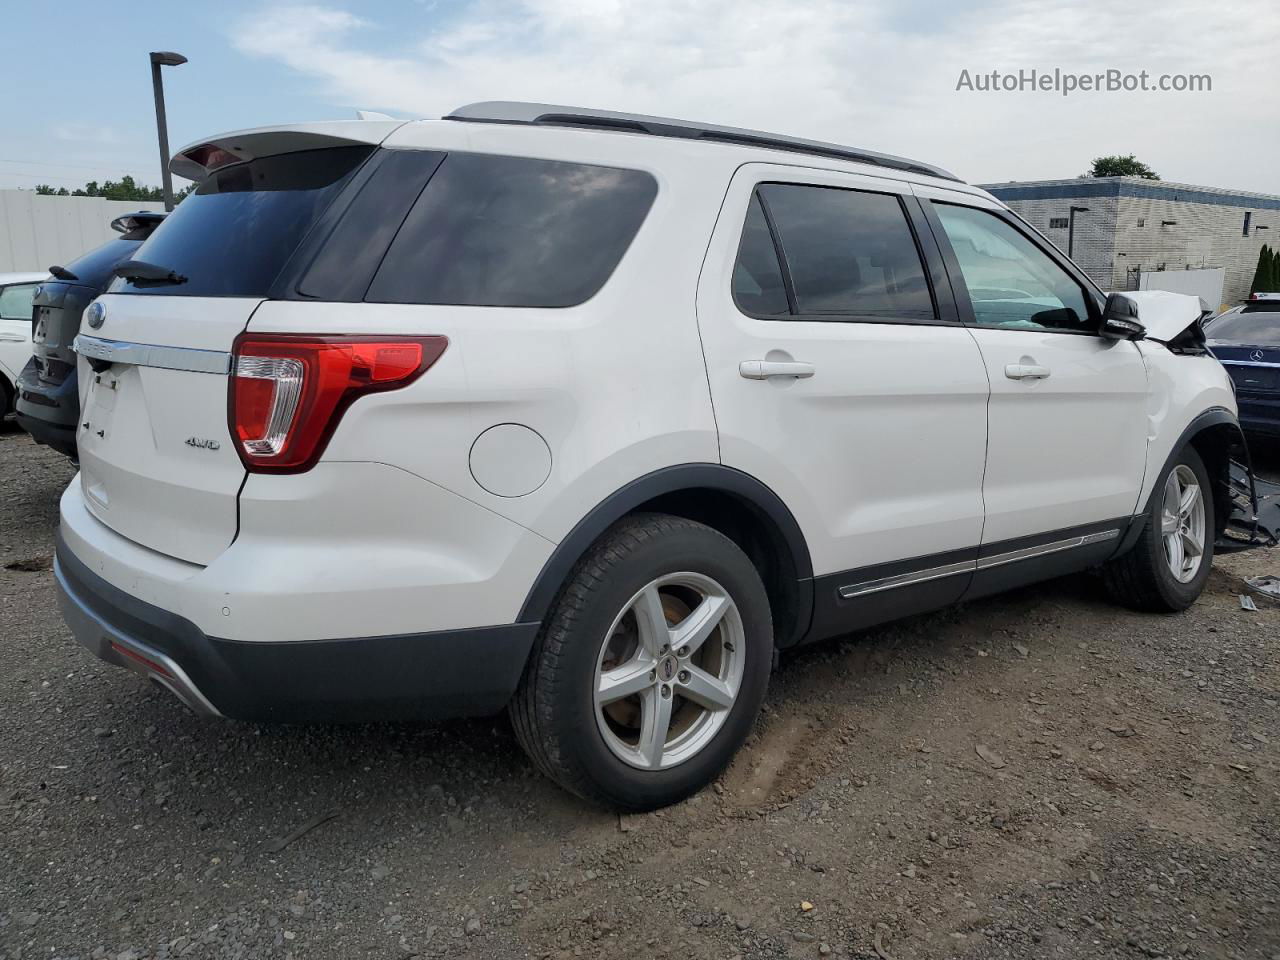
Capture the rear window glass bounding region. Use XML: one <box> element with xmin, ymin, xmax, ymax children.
<box><xmin>1208</xmin><ymin>310</ymin><xmax>1280</xmax><ymax>343</ymax></box>
<box><xmin>366</xmin><ymin>153</ymin><xmax>657</xmax><ymax>308</ymax></box>
<box><xmin>113</xmin><ymin>146</ymin><xmax>372</xmax><ymax>297</ymax></box>
<box><xmin>62</xmin><ymin>236</ymin><xmax>145</xmax><ymax>289</ymax></box>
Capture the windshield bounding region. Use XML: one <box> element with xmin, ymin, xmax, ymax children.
<box><xmin>1207</xmin><ymin>309</ymin><xmax>1280</xmax><ymax>344</ymax></box>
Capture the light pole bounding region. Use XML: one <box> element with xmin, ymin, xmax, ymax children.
<box><xmin>149</xmin><ymin>51</ymin><xmax>187</xmax><ymax>211</ymax></box>
<box><xmin>1067</xmin><ymin>205</ymin><xmax>1089</xmax><ymax>260</ymax></box>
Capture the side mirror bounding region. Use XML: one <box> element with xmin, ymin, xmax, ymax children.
<box><xmin>1099</xmin><ymin>293</ymin><xmax>1146</xmax><ymax>341</ymax></box>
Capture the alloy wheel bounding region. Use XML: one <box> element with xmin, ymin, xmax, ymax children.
<box><xmin>593</xmin><ymin>572</ymin><xmax>745</xmax><ymax>770</ymax></box>
<box><xmin>1161</xmin><ymin>464</ymin><xmax>1206</xmax><ymax>584</ymax></box>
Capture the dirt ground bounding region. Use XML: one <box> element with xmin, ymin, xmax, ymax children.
<box><xmin>2</xmin><ymin>424</ymin><xmax>1279</xmax><ymax>960</ymax></box>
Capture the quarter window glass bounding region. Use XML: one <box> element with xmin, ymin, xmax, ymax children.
<box><xmin>731</xmin><ymin>195</ymin><xmax>790</xmax><ymax>316</ymax></box>
<box><xmin>0</xmin><ymin>283</ymin><xmax>38</xmax><ymax>320</ymax></box>
<box><xmin>935</xmin><ymin>204</ymin><xmax>1092</xmax><ymax>333</ymax></box>
<box><xmin>757</xmin><ymin>184</ymin><xmax>934</xmax><ymax>320</ymax></box>
<box><xmin>367</xmin><ymin>153</ymin><xmax>657</xmax><ymax>308</ymax></box>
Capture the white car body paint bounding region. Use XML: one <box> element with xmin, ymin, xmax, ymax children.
<box><xmin>0</xmin><ymin>272</ymin><xmax>48</xmax><ymax>396</ymax></box>
<box><xmin>1111</xmin><ymin>289</ymin><xmax>1207</xmax><ymax>344</ymax></box>
<box><xmin>53</xmin><ymin>111</ymin><xmax>1240</xmax><ymax>724</ymax></box>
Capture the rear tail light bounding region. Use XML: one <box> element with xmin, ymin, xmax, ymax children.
<box><xmin>230</xmin><ymin>334</ymin><xmax>448</xmax><ymax>473</ymax></box>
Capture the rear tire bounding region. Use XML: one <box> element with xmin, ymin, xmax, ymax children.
<box><xmin>510</xmin><ymin>513</ymin><xmax>772</xmax><ymax>810</ymax></box>
<box><xmin>1103</xmin><ymin>446</ymin><xmax>1214</xmax><ymax>612</ymax></box>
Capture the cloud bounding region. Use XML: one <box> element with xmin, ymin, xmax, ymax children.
<box><xmin>53</xmin><ymin>124</ymin><xmax>121</xmax><ymax>145</ymax></box>
<box><xmin>230</xmin><ymin>0</ymin><xmax>1280</xmax><ymax>192</ymax></box>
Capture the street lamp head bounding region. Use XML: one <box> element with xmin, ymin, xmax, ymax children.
<box><xmin>150</xmin><ymin>51</ymin><xmax>188</xmax><ymax>67</ymax></box>
<box><xmin>1070</xmin><ymin>205</ymin><xmax>1090</xmax><ymax>213</ymax></box>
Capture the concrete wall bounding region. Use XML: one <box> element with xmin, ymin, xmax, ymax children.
<box><xmin>985</xmin><ymin>178</ymin><xmax>1280</xmax><ymax>310</ymax></box>
<box><xmin>0</xmin><ymin>191</ymin><xmax>165</xmax><ymax>273</ymax></box>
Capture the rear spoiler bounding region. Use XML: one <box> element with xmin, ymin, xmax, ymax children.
<box><xmin>170</xmin><ymin>119</ymin><xmax>409</xmax><ymax>182</ymax></box>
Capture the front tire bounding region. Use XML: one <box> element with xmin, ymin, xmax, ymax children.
<box><xmin>1103</xmin><ymin>446</ymin><xmax>1214</xmax><ymax>612</ymax></box>
<box><xmin>510</xmin><ymin>513</ymin><xmax>772</xmax><ymax>810</ymax></box>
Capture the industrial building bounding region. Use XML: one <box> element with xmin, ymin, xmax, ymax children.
<box><xmin>981</xmin><ymin>177</ymin><xmax>1280</xmax><ymax>309</ymax></box>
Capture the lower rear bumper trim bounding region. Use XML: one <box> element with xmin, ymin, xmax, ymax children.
<box><xmin>54</xmin><ymin>531</ymin><xmax>542</xmax><ymax>723</ymax></box>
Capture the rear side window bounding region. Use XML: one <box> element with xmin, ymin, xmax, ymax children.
<box><xmin>736</xmin><ymin>183</ymin><xmax>934</xmax><ymax>321</ymax></box>
<box><xmin>114</xmin><ymin>146</ymin><xmax>372</xmax><ymax>297</ymax></box>
<box><xmin>366</xmin><ymin>154</ymin><xmax>657</xmax><ymax>308</ymax></box>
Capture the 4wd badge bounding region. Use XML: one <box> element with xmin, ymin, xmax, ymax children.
<box><xmin>185</xmin><ymin>436</ymin><xmax>221</xmax><ymax>451</ymax></box>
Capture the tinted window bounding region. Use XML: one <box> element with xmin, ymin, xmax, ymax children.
<box><xmin>367</xmin><ymin>153</ymin><xmax>657</xmax><ymax>308</ymax></box>
<box><xmin>935</xmin><ymin>204</ymin><xmax>1092</xmax><ymax>333</ymax></box>
<box><xmin>114</xmin><ymin>146</ymin><xmax>372</xmax><ymax>297</ymax></box>
<box><xmin>1207</xmin><ymin>310</ymin><xmax>1280</xmax><ymax>344</ymax></box>
<box><xmin>0</xmin><ymin>283</ymin><xmax>38</xmax><ymax>320</ymax></box>
<box><xmin>756</xmin><ymin>184</ymin><xmax>934</xmax><ymax>320</ymax></box>
<box><xmin>61</xmin><ymin>236</ymin><xmax>145</xmax><ymax>289</ymax></box>
<box><xmin>731</xmin><ymin>195</ymin><xmax>789</xmax><ymax>316</ymax></box>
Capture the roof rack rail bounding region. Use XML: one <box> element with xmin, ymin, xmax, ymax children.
<box><xmin>444</xmin><ymin>102</ymin><xmax>961</xmax><ymax>182</ymax></box>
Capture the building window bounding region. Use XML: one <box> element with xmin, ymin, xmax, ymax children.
<box><xmin>1137</xmin><ymin>219</ymin><xmax>1145</xmax><ymax>227</ymax></box>
<box><xmin>1244</xmin><ymin>212</ymin><xmax>1252</xmax><ymax>236</ymax></box>
<box><xmin>1048</xmin><ymin>217</ymin><xmax>1069</xmax><ymax>229</ymax></box>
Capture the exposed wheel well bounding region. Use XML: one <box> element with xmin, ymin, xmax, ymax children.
<box><xmin>627</xmin><ymin>488</ymin><xmax>807</xmax><ymax>647</ymax></box>
<box><xmin>1185</xmin><ymin>422</ymin><xmax>1244</xmax><ymax>540</ymax></box>
<box><xmin>0</xmin><ymin>374</ymin><xmax>13</xmax><ymax>415</ymax></box>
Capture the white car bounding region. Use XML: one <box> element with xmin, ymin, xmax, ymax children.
<box><xmin>56</xmin><ymin>103</ymin><xmax>1240</xmax><ymax>809</ymax></box>
<box><xmin>0</xmin><ymin>271</ymin><xmax>48</xmax><ymax>415</ymax></box>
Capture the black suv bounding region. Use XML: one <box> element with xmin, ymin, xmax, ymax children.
<box><xmin>16</xmin><ymin>212</ymin><xmax>165</xmax><ymax>458</ymax></box>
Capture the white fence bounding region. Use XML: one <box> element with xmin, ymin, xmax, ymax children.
<box><xmin>0</xmin><ymin>191</ymin><xmax>165</xmax><ymax>273</ymax></box>
<box><xmin>1138</xmin><ymin>267</ymin><xmax>1226</xmax><ymax>312</ymax></box>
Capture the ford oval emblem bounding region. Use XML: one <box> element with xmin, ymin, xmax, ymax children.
<box><xmin>86</xmin><ymin>302</ymin><xmax>105</xmax><ymax>329</ymax></box>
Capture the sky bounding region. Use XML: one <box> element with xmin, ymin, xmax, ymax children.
<box><xmin>2</xmin><ymin>0</ymin><xmax>1278</xmax><ymax>194</ymax></box>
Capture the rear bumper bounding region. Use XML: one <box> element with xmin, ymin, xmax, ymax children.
<box><xmin>15</xmin><ymin>360</ymin><xmax>79</xmax><ymax>457</ymax></box>
<box><xmin>55</xmin><ymin>533</ymin><xmax>541</xmax><ymax>722</ymax></box>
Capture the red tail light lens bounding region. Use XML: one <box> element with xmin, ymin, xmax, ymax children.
<box><xmin>230</xmin><ymin>334</ymin><xmax>448</xmax><ymax>473</ymax></box>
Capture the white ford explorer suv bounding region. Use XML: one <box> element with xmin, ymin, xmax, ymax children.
<box><xmin>56</xmin><ymin>102</ymin><xmax>1243</xmax><ymax>810</ymax></box>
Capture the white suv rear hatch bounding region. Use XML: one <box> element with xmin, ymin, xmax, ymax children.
<box><xmin>76</xmin><ymin>296</ymin><xmax>257</xmax><ymax>565</ymax></box>
<box><xmin>73</xmin><ymin>130</ymin><xmax>389</xmax><ymax>565</ymax></box>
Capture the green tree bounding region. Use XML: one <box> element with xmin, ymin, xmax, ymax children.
<box><xmin>31</xmin><ymin>177</ymin><xmax>193</xmax><ymax>202</ymax></box>
<box><xmin>1250</xmin><ymin>245</ymin><xmax>1270</xmax><ymax>294</ymax></box>
<box><xmin>1268</xmin><ymin>246</ymin><xmax>1280</xmax><ymax>293</ymax></box>
<box><xmin>1084</xmin><ymin>155</ymin><xmax>1161</xmax><ymax>180</ymax></box>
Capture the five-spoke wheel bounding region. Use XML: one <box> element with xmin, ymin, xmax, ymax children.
<box><xmin>594</xmin><ymin>573</ymin><xmax>745</xmax><ymax>770</ymax></box>
<box><xmin>1160</xmin><ymin>464</ymin><xmax>1205</xmax><ymax>584</ymax></box>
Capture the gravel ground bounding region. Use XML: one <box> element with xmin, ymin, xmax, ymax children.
<box><xmin>2</xmin><ymin>424</ymin><xmax>1279</xmax><ymax>960</ymax></box>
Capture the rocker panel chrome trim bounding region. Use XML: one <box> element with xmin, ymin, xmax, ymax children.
<box><xmin>838</xmin><ymin>528</ymin><xmax>1120</xmax><ymax>599</ymax></box>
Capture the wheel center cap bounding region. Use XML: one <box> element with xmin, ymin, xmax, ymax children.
<box><xmin>658</xmin><ymin>655</ymin><xmax>678</xmax><ymax>683</ymax></box>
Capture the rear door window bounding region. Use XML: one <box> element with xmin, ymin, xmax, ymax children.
<box><xmin>735</xmin><ymin>183</ymin><xmax>935</xmax><ymax>322</ymax></box>
<box><xmin>366</xmin><ymin>153</ymin><xmax>657</xmax><ymax>308</ymax></box>
<box><xmin>113</xmin><ymin>146</ymin><xmax>373</xmax><ymax>297</ymax></box>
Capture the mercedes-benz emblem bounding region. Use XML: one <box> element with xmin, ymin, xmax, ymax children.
<box><xmin>86</xmin><ymin>302</ymin><xmax>106</xmax><ymax>329</ymax></box>
<box><xmin>1251</xmin><ymin>349</ymin><xmax>1265</xmax><ymax>362</ymax></box>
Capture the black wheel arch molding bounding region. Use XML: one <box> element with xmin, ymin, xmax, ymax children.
<box><xmin>516</xmin><ymin>463</ymin><xmax>815</xmax><ymax>647</ymax></box>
